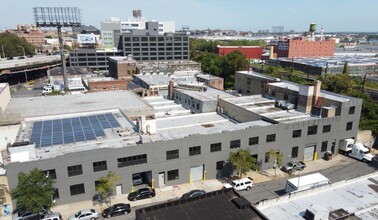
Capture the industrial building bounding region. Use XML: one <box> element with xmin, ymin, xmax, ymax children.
<box><xmin>0</xmin><ymin>70</ymin><xmax>362</xmax><ymax>206</ymax></box>
<box><xmin>216</xmin><ymin>46</ymin><xmax>264</xmax><ymax>60</ymax></box>
<box><xmin>272</xmin><ymin>24</ymin><xmax>335</xmax><ymax>58</ymax></box>
<box><xmin>272</xmin><ymin>56</ymin><xmax>378</xmax><ymax>76</ymax></box>
<box><xmin>69</xmin><ymin>48</ymin><xmax>122</xmax><ymax>71</ymax></box>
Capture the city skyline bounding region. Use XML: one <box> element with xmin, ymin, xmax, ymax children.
<box><xmin>1</xmin><ymin>0</ymin><xmax>378</xmax><ymax>32</ymax></box>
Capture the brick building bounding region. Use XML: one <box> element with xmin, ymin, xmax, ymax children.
<box><xmin>216</xmin><ymin>46</ymin><xmax>264</xmax><ymax>60</ymax></box>
<box><xmin>88</xmin><ymin>79</ymin><xmax>128</xmax><ymax>92</ymax></box>
<box><xmin>16</xmin><ymin>30</ymin><xmax>45</xmax><ymax>47</ymax></box>
<box><xmin>196</xmin><ymin>74</ymin><xmax>224</xmax><ymax>90</ymax></box>
<box><xmin>274</xmin><ymin>37</ymin><xmax>335</xmax><ymax>58</ymax></box>
<box><xmin>108</xmin><ymin>56</ymin><xmax>137</xmax><ymax>80</ymax></box>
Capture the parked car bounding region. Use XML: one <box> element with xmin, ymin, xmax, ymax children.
<box><xmin>43</xmin><ymin>84</ymin><xmax>53</xmax><ymax>90</ymax></box>
<box><xmin>224</xmin><ymin>178</ymin><xmax>254</xmax><ymax>191</ymax></box>
<box><xmin>12</xmin><ymin>209</ymin><xmax>39</xmax><ymax>220</ymax></box>
<box><xmin>102</xmin><ymin>203</ymin><xmax>131</xmax><ymax>218</ymax></box>
<box><xmin>127</xmin><ymin>188</ymin><xmax>155</xmax><ymax>201</ymax></box>
<box><xmin>281</xmin><ymin>161</ymin><xmax>306</xmax><ymax>174</ymax></box>
<box><xmin>42</xmin><ymin>88</ymin><xmax>52</xmax><ymax>95</ymax></box>
<box><xmin>27</xmin><ymin>54</ymin><xmax>34</xmax><ymax>58</ymax></box>
<box><xmin>7</xmin><ymin>57</ymin><xmax>14</xmax><ymax>60</ymax></box>
<box><xmin>39</xmin><ymin>212</ymin><xmax>62</xmax><ymax>220</ymax></box>
<box><xmin>18</xmin><ymin>56</ymin><xmax>25</xmax><ymax>59</ymax></box>
<box><xmin>180</xmin><ymin>189</ymin><xmax>206</xmax><ymax>200</ymax></box>
<box><xmin>68</xmin><ymin>209</ymin><xmax>99</xmax><ymax>220</ymax></box>
<box><xmin>132</xmin><ymin>173</ymin><xmax>143</xmax><ymax>185</ymax></box>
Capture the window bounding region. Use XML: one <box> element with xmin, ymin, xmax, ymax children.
<box><xmin>266</xmin><ymin>134</ymin><xmax>276</xmax><ymax>143</ymax></box>
<box><xmin>292</xmin><ymin>129</ymin><xmax>301</xmax><ymax>138</ymax></box>
<box><xmin>43</xmin><ymin>169</ymin><xmax>57</xmax><ymax>179</ymax></box>
<box><xmin>291</xmin><ymin>146</ymin><xmax>299</xmax><ymax>158</ymax></box>
<box><xmin>323</xmin><ymin>125</ymin><xmax>331</xmax><ymax>133</ymax></box>
<box><xmin>189</xmin><ymin>146</ymin><xmax>201</xmax><ymax>156</ymax></box>
<box><xmin>346</xmin><ymin>122</ymin><xmax>353</xmax><ymax>131</ymax></box>
<box><xmin>216</xmin><ymin>161</ymin><xmax>224</xmax><ymax>170</ymax></box>
<box><xmin>249</xmin><ymin>137</ymin><xmax>259</xmax><ymax>145</ymax></box>
<box><xmin>67</xmin><ymin>165</ymin><xmax>83</xmax><ymax>177</ymax></box>
<box><xmin>167</xmin><ymin>169</ymin><xmax>179</xmax><ymax>181</ymax></box>
<box><xmin>265</xmin><ymin>152</ymin><xmax>270</xmax><ymax>163</ymax></box>
<box><xmin>70</xmin><ymin>183</ymin><xmax>85</xmax><ymax>196</ymax></box>
<box><xmin>210</xmin><ymin>143</ymin><xmax>222</xmax><ymax>152</ymax></box>
<box><xmin>93</xmin><ymin>161</ymin><xmax>107</xmax><ymax>172</ymax></box>
<box><xmin>307</xmin><ymin>125</ymin><xmax>318</xmax><ymax>135</ymax></box>
<box><xmin>321</xmin><ymin>141</ymin><xmax>328</xmax><ymax>152</ymax></box>
<box><xmin>349</xmin><ymin>106</ymin><xmax>355</xmax><ymax>114</ymax></box>
<box><xmin>230</xmin><ymin>140</ymin><xmax>241</xmax><ymax>149</ymax></box>
<box><xmin>53</xmin><ymin>188</ymin><xmax>60</xmax><ymax>199</ymax></box>
<box><xmin>166</xmin><ymin>149</ymin><xmax>179</xmax><ymax>160</ymax></box>
<box><xmin>117</xmin><ymin>154</ymin><xmax>147</xmax><ymax>168</ymax></box>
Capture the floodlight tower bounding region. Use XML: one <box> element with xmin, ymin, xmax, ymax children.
<box><xmin>33</xmin><ymin>7</ymin><xmax>81</xmax><ymax>92</ymax></box>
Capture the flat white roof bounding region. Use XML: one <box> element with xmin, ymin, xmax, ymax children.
<box><xmin>269</xmin><ymin>82</ymin><xmax>299</xmax><ymax>92</ymax></box>
<box><xmin>175</xmin><ymin>86</ymin><xmax>235</xmax><ymax>102</ymax></box>
<box><xmin>259</xmin><ymin>174</ymin><xmax>378</xmax><ymax>220</ymax></box>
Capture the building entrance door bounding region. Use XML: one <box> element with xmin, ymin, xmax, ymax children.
<box><xmin>116</xmin><ymin>184</ymin><xmax>122</xmax><ymax>195</ymax></box>
<box><xmin>158</xmin><ymin>172</ymin><xmax>165</xmax><ymax>187</ymax></box>
<box><xmin>304</xmin><ymin>145</ymin><xmax>315</xmax><ymax>161</ymax></box>
<box><xmin>190</xmin><ymin>165</ymin><xmax>203</xmax><ymax>182</ymax></box>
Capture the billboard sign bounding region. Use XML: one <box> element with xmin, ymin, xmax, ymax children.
<box><xmin>77</xmin><ymin>34</ymin><xmax>96</xmax><ymax>44</ymax></box>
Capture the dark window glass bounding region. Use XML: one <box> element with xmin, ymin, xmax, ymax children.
<box><xmin>292</xmin><ymin>129</ymin><xmax>301</xmax><ymax>138</ymax></box>
<box><xmin>166</xmin><ymin>149</ymin><xmax>179</xmax><ymax>160</ymax></box>
<box><xmin>189</xmin><ymin>146</ymin><xmax>201</xmax><ymax>156</ymax></box>
<box><xmin>249</xmin><ymin>137</ymin><xmax>259</xmax><ymax>145</ymax></box>
<box><xmin>265</xmin><ymin>152</ymin><xmax>270</xmax><ymax>163</ymax></box>
<box><xmin>307</xmin><ymin>125</ymin><xmax>318</xmax><ymax>135</ymax></box>
<box><xmin>323</xmin><ymin>125</ymin><xmax>331</xmax><ymax>133</ymax></box>
<box><xmin>321</xmin><ymin>141</ymin><xmax>328</xmax><ymax>152</ymax></box>
<box><xmin>117</xmin><ymin>154</ymin><xmax>147</xmax><ymax>168</ymax></box>
<box><xmin>167</xmin><ymin>169</ymin><xmax>179</xmax><ymax>181</ymax></box>
<box><xmin>210</xmin><ymin>143</ymin><xmax>222</xmax><ymax>152</ymax></box>
<box><xmin>67</xmin><ymin>165</ymin><xmax>83</xmax><ymax>177</ymax></box>
<box><xmin>346</xmin><ymin>122</ymin><xmax>353</xmax><ymax>131</ymax></box>
<box><xmin>266</xmin><ymin>134</ymin><xmax>276</xmax><ymax>143</ymax></box>
<box><xmin>291</xmin><ymin>146</ymin><xmax>299</xmax><ymax>158</ymax></box>
<box><xmin>349</xmin><ymin>106</ymin><xmax>355</xmax><ymax>115</ymax></box>
<box><xmin>230</xmin><ymin>140</ymin><xmax>241</xmax><ymax>149</ymax></box>
<box><xmin>70</xmin><ymin>183</ymin><xmax>85</xmax><ymax>196</ymax></box>
<box><xmin>216</xmin><ymin>161</ymin><xmax>224</xmax><ymax>170</ymax></box>
<box><xmin>93</xmin><ymin>161</ymin><xmax>107</xmax><ymax>172</ymax></box>
<box><xmin>53</xmin><ymin>188</ymin><xmax>60</xmax><ymax>199</ymax></box>
<box><xmin>43</xmin><ymin>169</ymin><xmax>57</xmax><ymax>179</ymax></box>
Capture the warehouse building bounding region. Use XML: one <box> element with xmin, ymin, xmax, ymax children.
<box><xmin>0</xmin><ymin>71</ymin><xmax>362</xmax><ymax>205</ymax></box>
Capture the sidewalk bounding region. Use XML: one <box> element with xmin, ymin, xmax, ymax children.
<box><xmin>52</xmin><ymin>155</ymin><xmax>354</xmax><ymax>219</ymax></box>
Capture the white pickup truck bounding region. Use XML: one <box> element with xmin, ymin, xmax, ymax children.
<box><xmin>224</xmin><ymin>178</ymin><xmax>254</xmax><ymax>191</ymax></box>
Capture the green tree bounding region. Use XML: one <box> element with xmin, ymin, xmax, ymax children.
<box><xmin>95</xmin><ymin>171</ymin><xmax>121</xmax><ymax>206</ymax></box>
<box><xmin>268</xmin><ymin>149</ymin><xmax>283</xmax><ymax>167</ymax></box>
<box><xmin>63</xmin><ymin>44</ymin><xmax>72</xmax><ymax>51</ymax></box>
<box><xmin>229</xmin><ymin>149</ymin><xmax>257</xmax><ymax>178</ymax></box>
<box><xmin>319</xmin><ymin>74</ymin><xmax>353</xmax><ymax>94</ymax></box>
<box><xmin>342</xmin><ymin>61</ymin><xmax>349</xmax><ymax>79</ymax></box>
<box><xmin>11</xmin><ymin>168</ymin><xmax>55</xmax><ymax>214</ymax></box>
<box><xmin>222</xmin><ymin>51</ymin><xmax>249</xmax><ymax>89</ymax></box>
<box><xmin>0</xmin><ymin>33</ymin><xmax>35</xmax><ymax>57</ymax></box>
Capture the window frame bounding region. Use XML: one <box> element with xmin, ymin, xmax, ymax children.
<box><xmin>70</xmin><ymin>183</ymin><xmax>85</xmax><ymax>196</ymax></box>
<box><xmin>249</xmin><ymin>137</ymin><xmax>259</xmax><ymax>146</ymax></box>
<box><xmin>266</xmin><ymin>134</ymin><xmax>276</xmax><ymax>143</ymax></box>
<box><xmin>67</xmin><ymin>165</ymin><xmax>83</xmax><ymax>177</ymax></box>
<box><xmin>230</xmin><ymin>140</ymin><xmax>241</xmax><ymax>149</ymax></box>
<box><xmin>210</xmin><ymin>143</ymin><xmax>222</xmax><ymax>152</ymax></box>
<box><xmin>93</xmin><ymin>160</ymin><xmax>107</xmax><ymax>172</ymax></box>
<box><xmin>292</xmin><ymin>129</ymin><xmax>301</xmax><ymax>138</ymax></box>
<box><xmin>167</xmin><ymin>169</ymin><xmax>179</xmax><ymax>181</ymax></box>
<box><xmin>166</xmin><ymin>149</ymin><xmax>179</xmax><ymax>160</ymax></box>
<box><xmin>189</xmin><ymin>146</ymin><xmax>201</xmax><ymax>156</ymax></box>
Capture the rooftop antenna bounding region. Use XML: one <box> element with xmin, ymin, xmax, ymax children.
<box><xmin>33</xmin><ymin>7</ymin><xmax>82</xmax><ymax>92</ymax></box>
<box><xmin>320</xmin><ymin>27</ymin><xmax>324</xmax><ymax>41</ymax></box>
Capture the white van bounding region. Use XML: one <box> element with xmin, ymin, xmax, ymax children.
<box><xmin>224</xmin><ymin>178</ymin><xmax>254</xmax><ymax>191</ymax></box>
<box><xmin>42</xmin><ymin>88</ymin><xmax>52</xmax><ymax>95</ymax></box>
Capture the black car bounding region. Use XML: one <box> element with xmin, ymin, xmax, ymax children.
<box><xmin>127</xmin><ymin>188</ymin><xmax>156</xmax><ymax>201</ymax></box>
<box><xmin>180</xmin><ymin>190</ymin><xmax>206</xmax><ymax>200</ymax></box>
<box><xmin>102</xmin><ymin>203</ymin><xmax>131</xmax><ymax>218</ymax></box>
<box><xmin>7</xmin><ymin>57</ymin><xmax>13</xmax><ymax>60</ymax></box>
<box><xmin>18</xmin><ymin>56</ymin><xmax>25</xmax><ymax>59</ymax></box>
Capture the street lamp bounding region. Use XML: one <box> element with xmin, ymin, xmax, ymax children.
<box><xmin>1</xmin><ymin>44</ymin><xmax>6</xmax><ymax>59</ymax></box>
<box><xmin>17</xmin><ymin>45</ymin><xmax>26</xmax><ymax>57</ymax></box>
<box><xmin>288</xmin><ymin>155</ymin><xmax>301</xmax><ymax>188</ymax></box>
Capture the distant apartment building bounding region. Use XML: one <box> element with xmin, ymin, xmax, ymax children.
<box><xmin>216</xmin><ymin>46</ymin><xmax>264</xmax><ymax>60</ymax></box>
<box><xmin>274</xmin><ymin>37</ymin><xmax>335</xmax><ymax>58</ymax></box>
<box><xmin>101</xmin><ymin>10</ymin><xmax>175</xmax><ymax>48</ymax></box>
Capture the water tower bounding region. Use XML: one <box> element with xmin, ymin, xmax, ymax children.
<box><xmin>309</xmin><ymin>23</ymin><xmax>316</xmax><ymax>41</ymax></box>
<box><xmin>133</xmin><ymin>9</ymin><xmax>142</xmax><ymax>18</ymax></box>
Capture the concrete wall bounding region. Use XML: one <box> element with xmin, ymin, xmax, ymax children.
<box><xmin>173</xmin><ymin>89</ymin><xmax>217</xmax><ymax>113</ymax></box>
<box><xmin>235</xmin><ymin>72</ymin><xmax>275</xmax><ymax>95</ymax></box>
<box><xmin>0</xmin><ymin>84</ymin><xmax>11</xmax><ymax>115</ymax></box>
<box><xmin>218</xmin><ymin>99</ymin><xmax>262</xmax><ymax>122</ymax></box>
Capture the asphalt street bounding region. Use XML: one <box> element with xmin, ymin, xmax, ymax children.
<box><xmin>239</xmin><ymin>155</ymin><xmax>378</xmax><ymax>204</ymax></box>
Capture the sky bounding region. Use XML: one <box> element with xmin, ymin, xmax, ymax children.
<box><xmin>1</xmin><ymin>0</ymin><xmax>377</xmax><ymax>32</ymax></box>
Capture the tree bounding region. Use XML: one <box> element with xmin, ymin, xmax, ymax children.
<box><xmin>268</xmin><ymin>149</ymin><xmax>283</xmax><ymax>167</ymax></box>
<box><xmin>0</xmin><ymin>33</ymin><xmax>35</xmax><ymax>57</ymax></box>
<box><xmin>11</xmin><ymin>168</ymin><xmax>55</xmax><ymax>214</ymax></box>
<box><xmin>229</xmin><ymin>149</ymin><xmax>257</xmax><ymax>178</ymax></box>
<box><xmin>95</xmin><ymin>171</ymin><xmax>121</xmax><ymax>206</ymax></box>
<box><xmin>342</xmin><ymin>61</ymin><xmax>349</xmax><ymax>79</ymax></box>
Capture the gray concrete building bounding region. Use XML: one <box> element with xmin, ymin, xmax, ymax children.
<box><xmin>0</xmin><ymin>71</ymin><xmax>362</xmax><ymax>206</ymax></box>
<box><xmin>69</xmin><ymin>48</ymin><xmax>122</xmax><ymax>71</ymax></box>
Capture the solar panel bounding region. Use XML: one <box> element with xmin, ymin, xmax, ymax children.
<box><xmin>30</xmin><ymin>113</ymin><xmax>119</xmax><ymax>148</ymax></box>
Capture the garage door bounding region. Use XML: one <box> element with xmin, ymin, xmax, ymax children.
<box><xmin>304</xmin><ymin>145</ymin><xmax>315</xmax><ymax>161</ymax></box>
<box><xmin>190</xmin><ymin>165</ymin><xmax>203</xmax><ymax>182</ymax></box>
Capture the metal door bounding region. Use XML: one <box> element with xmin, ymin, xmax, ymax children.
<box><xmin>116</xmin><ymin>184</ymin><xmax>122</xmax><ymax>195</ymax></box>
<box><xmin>158</xmin><ymin>172</ymin><xmax>165</xmax><ymax>187</ymax></box>
<box><xmin>190</xmin><ymin>165</ymin><xmax>203</xmax><ymax>182</ymax></box>
<box><xmin>304</xmin><ymin>145</ymin><xmax>315</xmax><ymax>161</ymax></box>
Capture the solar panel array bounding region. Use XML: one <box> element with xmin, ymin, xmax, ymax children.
<box><xmin>30</xmin><ymin>113</ymin><xmax>121</xmax><ymax>147</ymax></box>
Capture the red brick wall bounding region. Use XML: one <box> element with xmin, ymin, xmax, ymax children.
<box><xmin>88</xmin><ymin>80</ymin><xmax>128</xmax><ymax>92</ymax></box>
<box><xmin>208</xmin><ymin>78</ymin><xmax>224</xmax><ymax>90</ymax></box>
<box><xmin>216</xmin><ymin>47</ymin><xmax>263</xmax><ymax>59</ymax></box>
<box><xmin>276</xmin><ymin>39</ymin><xmax>335</xmax><ymax>58</ymax></box>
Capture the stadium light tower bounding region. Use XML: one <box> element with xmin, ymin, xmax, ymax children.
<box><xmin>33</xmin><ymin>7</ymin><xmax>81</xmax><ymax>92</ymax></box>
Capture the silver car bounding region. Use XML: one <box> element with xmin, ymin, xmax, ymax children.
<box><xmin>68</xmin><ymin>209</ymin><xmax>99</xmax><ymax>220</ymax></box>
